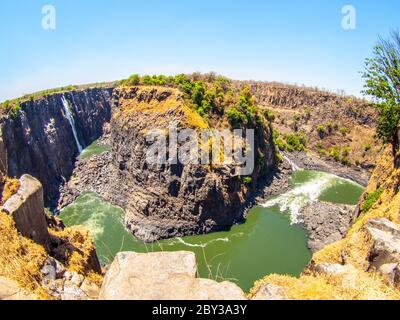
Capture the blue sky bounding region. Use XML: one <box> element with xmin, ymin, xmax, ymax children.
<box><xmin>0</xmin><ymin>0</ymin><xmax>399</xmax><ymax>101</ymax></box>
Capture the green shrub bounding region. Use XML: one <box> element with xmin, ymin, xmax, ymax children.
<box><xmin>342</xmin><ymin>147</ymin><xmax>350</xmax><ymax>157</ymax></box>
<box><xmin>272</xmin><ymin>129</ymin><xmax>286</xmax><ymax>151</ymax></box>
<box><xmin>285</xmin><ymin>132</ymin><xmax>306</xmax><ymax>152</ymax></box>
<box><xmin>317</xmin><ymin>125</ymin><xmax>326</xmax><ymax>137</ymax></box>
<box><xmin>361</xmin><ymin>188</ymin><xmax>384</xmax><ymax>213</ymax></box>
<box><xmin>11</xmin><ymin>104</ymin><xmax>21</xmax><ymax>118</ymax></box>
<box><xmin>127</xmin><ymin>74</ymin><xmax>140</xmax><ymax>86</ymax></box>
<box><xmin>242</xmin><ymin>176</ymin><xmax>252</xmax><ymax>185</ymax></box>
<box><xmin>293</xmin><ymin>114</ymin><xmax>301</xmax><ymax>122</ymax></box>
<box><xmin>264</xmin><ymin>109</ymin><xmax>276</xmax><ymax>122</ymax></box>
<box><xmin>340</xmin><ymin>156</ymin><xmax>351</xmax><ymax>166</ymax></box>
<box><xmin>227</xmin><ymin>86</ymin><xmax>259</xmax><ymax>128</ymax></box>
<box><xmin>326</xmin><ymin>121</ymin><xmax>333</xmax><ymax>133</ymax></box>
<box><xmin>227</xmin><ymin>107</ymin><xmax>246</xmax><ymax>128</ymax></box>
<box><xmin>364</xmin><ymin>144</ymin><xmax>372</xmax><ymax>152</ymax></box>
<box><xmin>275</xmin><ymin>152</ymin><xmax>284</xmax><ymax>163</ymax></box>
<box><xmin>339</xmin><ymin>127</ymin><xmax>349</xmax><ymax>136</ymax></box>
<box><xmin>328</xmin><ymin>146</ymin><xmax>340</xmax><ymax>161</ymax></box>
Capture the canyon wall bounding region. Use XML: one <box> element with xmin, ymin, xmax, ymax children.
<box><xmin>62</xmin><ymin>86</ymin><xmax>277</xmax><ymax>241</ymax></box>
<box><xmin>239</xmin><ymin>81</ymin><xmax>379</xmax><ymax>172</ymax></box>
<box><xmin>0</xmin><ymin>88</ymin><xmax>113</xmax><ymax>206</ymax></box>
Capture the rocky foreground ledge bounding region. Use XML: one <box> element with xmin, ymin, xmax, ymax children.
<box><xmin>100</xmin><ymin>251</ymin><xmax>246</xmax><ymax>300</ymax></box>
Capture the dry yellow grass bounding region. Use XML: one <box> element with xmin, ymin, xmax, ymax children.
<box><xmin>117</xmin><ymin>86</ymin><xmax>208</xmax><ymax>130</ymax></box>
<box><xmin>0</xmin><ymin>211</ymin><xmax>49</xmax><ymax>299</ymax></box>
<box><xmin>249</xmin><ymin>270</ymin><xmax>400</xmax><ymax>300</ymax></box>
<box><xmin>1</xmin><ymin>177</ymin><xmax>20</xmax><ymax>204</ymax></box>
<box><xmin>49</xmin><ymin>226</ymin><xmax>103</xmax><ymax>286</ymax></box>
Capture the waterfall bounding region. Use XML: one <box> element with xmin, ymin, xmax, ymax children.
<box><xmin>283</xmin><ymin>154</ymin><xmax>300</xmax><ymax>171</ymax></box>
<box><xmin>61</xmin><ymin>95</ymin><xmax>83</xmax><ymax>153</ymax></box>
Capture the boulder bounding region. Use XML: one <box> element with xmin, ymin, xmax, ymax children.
<box><xmin>365</xmin><ymin>219</ymin><xmax>400</xmax><ymax>268</ymax></box>
<box><xmin>378</xmin><ymin>263</ymin><xmax>399</xmax><ymax>286</ymax></box>
<box><xmin>313</xmin><ymin>263</ymin><xmax>355</xmax><ymax>276</ymax></box>
<box><xmin>99</xmin><ymin>251</ymin><xmax>246</xmax><ymax>300</ymax></box>
<box><xmin>0</xmin><ymin>277</ymin><xmax>36</xmax><ymax>300</ymax></box>
<box><xmin>251</xmin><ymin>284</ymin><xmax>287</xmax><ymax>300</ymax></box>
<box><xmin>2</xmin><ymin>175</ymin><xmax>50</xmax><ymax>246</ymax></box>
<box><xmin>44</xmin><ymin>270</ymin><xmax>100</xmax><ymax>300</ymax></box>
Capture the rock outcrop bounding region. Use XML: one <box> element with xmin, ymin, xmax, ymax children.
<box><xmin>299</xmin><ymin>201</ymin><xmax>356</xmax><ymax>252</ymax></box>
<box><xmin>99</xmin><ymin>251</ymin><xmax>246</xmax><ymax>300</ymax></box>
<box><xmin>0</xmin><ymin>88</ymin><xmax>113</xmax><ymax>207</ymax></box>
<box><xmin>365</xmin><ymin>218</ymin><xmax>400</xmax><ymax>285</ymax></box>
<box><xmin>0</xmin><ymin>277</ymin><xmax>36</xmax><ymax>300</ymax></box>
<box><xmin>251</xmin><ymin>284</ymin><xmax>287</xmax><ymax>300</ymax></box>
<box><xmin>2</xmin><ymin>175</ymin><xmax>49</xmax><ymax>246</ymax></box>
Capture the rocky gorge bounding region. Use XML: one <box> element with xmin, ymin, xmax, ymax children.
<box><xmin>1</xmin><ymin>82</ymin><xmax>277</xmax><ymax>242</ymax></box>
<box><xmin>2</xmin><ymin>75</ymin><xmax>398</xmax><ymax>300</ymax></box>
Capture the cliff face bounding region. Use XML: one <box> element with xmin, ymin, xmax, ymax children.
<box><xmin>240</xmin><ymin>81</ymin><xmax>380</xmax><ymax>172</ymax></box>
<box><xmin>0</xmin><ymin>88</ymin><xmax>113</xmax><ymax>206</ymax></box>
<box><xmin>60</xmin><ymin>86</ymin><xmax>276</xmax><ymax>241</ymax></box>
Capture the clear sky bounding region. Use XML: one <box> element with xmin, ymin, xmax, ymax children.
<box><xmin>0</xmin><ymin>0</ymin><xmax>399</xmax><ymax>101</ymax></box>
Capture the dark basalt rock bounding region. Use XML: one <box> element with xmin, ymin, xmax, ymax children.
<box><xmin>58</xmin><ymin>87</ymin><xmax>277</xmax><ymax>241</ymax></box>
<box><xmin>299</xmin><ymin>201</ymin><xmax>356</xmax><ymax>253</ymax></box>
<box><xmin>0</xmin><ymin>88</ymin><xmax>113</xmax><ymax>207</ymax></box>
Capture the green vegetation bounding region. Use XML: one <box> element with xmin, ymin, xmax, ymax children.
<box><xmin>242</xmin><ymin>176</ymin><xmax>252</xmax><ymax>185</ymax></box>
<box><xmin>286</xmin><ymin>132</ymin><xmax>306</xmax><ymax>152</ymax></box>
<box><xmin>272</xmin><ymin>129</ymin><xmax>307</xmax><ymax>152</ymax></box>
<box><xmin>1</xmin><ymin>101</ymin><xmax>22</xmax><ymax>118</ymax></box>
<box><xmin>317</xmin><ymin>125</ymin><xmax>326</xmax><ymax>137</ymax></box>
<box><xmin>339</xmin><ymin>127</ymin><xmax>349</xmax><ymax>136</ymax></box>
<box><xmin>361</xmin><ymin>188</ymin><xmax>384</xmax><ymax>213</ymax></box>
<box><xmin>121</xmin><ymin>73</ymin><xmax>267</xmax><ymax>130</ymax></box>
<box><xmin>226</xmin><ymin>86</ymin><xmax>260</xmax><ymax>128</ymax></box>
<box><xmin>275</xmin><ymin>152</ymin><xmax>284</xmax><ymax>163</ymax></box>
<box><xmin>326</xmin><ymin>121</ymin><xmax>334</xmax><ymax>133</ymax></box>
<box><xmin>362</xmin><ymin>31</ymin><xmax>400</xmax><ymax>143</ymax></box>
<box><xmin>263</xmin><ymin>109</ymin><xmax>276</xmax><ymax>122</ymax></box>
<box><xmin>272</xmin><ymin>129</ymin><xmax>287</xmax><ymax>151</ymax></box>
<box><xmin>328</xmin><ymin>146</ymin><xmax>340</xmax><ymax>161</ymax></box>
<box><xmin>324</xmin><ymin>145</ymin><xmax>352</xmax><ymax>166</ymax></box>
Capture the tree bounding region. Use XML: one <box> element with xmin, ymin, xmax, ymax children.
<box><xmin>363</xmin><ymin>31</ymin><xmax>400</xmax><ymax>144</ymax></box>
<box><xmin>127</xmin><ymin>74</ymin><xmax>140</xmax><ymax>86</ymax></box>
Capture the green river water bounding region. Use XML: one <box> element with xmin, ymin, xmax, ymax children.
<box><xmin>79</xmin><ymin>140</ymin><xmax>111</xmax><ymax>159</ymax></box>
<box><xmin>60</xmin><ymin>148</ymin><xmax>364</xmax><ymax>292</ymax></box>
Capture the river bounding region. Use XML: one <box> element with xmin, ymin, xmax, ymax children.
<box><xmin>60</xmin><ymin>145</ymin><xmax>364</xmax><ymax>292</ymax></box>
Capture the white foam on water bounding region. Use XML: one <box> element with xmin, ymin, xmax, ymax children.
<box><xmin>262</xmin><ymin>171</ymin><xmax>356</xmax><ymax>224</ymax></box>
<box><xmin>60</xmin><ymin>193</ymin><xmax>108</xmax><ymax>239</ymax></box>
<box><xmin>168</xmin><ymin>236</ymin><xmax>231</xmax><ymax>248</ymax></box>
<box><xmin>61</xmin><ymin>95</ymin><xmax>83</xmax><ymax>153</ymax></box>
